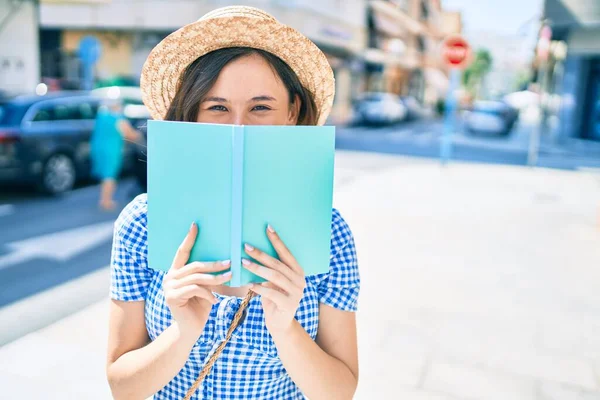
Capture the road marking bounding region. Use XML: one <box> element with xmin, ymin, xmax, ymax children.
<box><xmin>0</xmin><ymin>220</ymin><xmax>115</xmax><ymax>270</ymax></box>
<box><xmin>0</xmin><ymin>204</ymin><xmax>15</xmax><ymax>217</ymax></box>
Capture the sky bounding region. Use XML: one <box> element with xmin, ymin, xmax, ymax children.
<box><xmin>442</xmin><ymin>0</ymin><xmax>544</xmax><ymax>36</ymax></box>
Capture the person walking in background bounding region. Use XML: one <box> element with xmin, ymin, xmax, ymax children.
<box><xmin>90</xmin><ymin>101</ymin><xmax>141</xmax><ymax>211</ymax></box>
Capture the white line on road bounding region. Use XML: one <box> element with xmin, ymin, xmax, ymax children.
<box><xmin>0</xmin><ymin>220</ymin><xmax>115</xmax><ymax>270</ymax></box>
<box><xmin>0</xmin><ymin>204</ymin><xmax>15</xmax><ymax>217</ymax></box>
<box><xmin>0</xmin><ymin>266</ymin><xmax>110</xmax><ymax>346</ymax></box>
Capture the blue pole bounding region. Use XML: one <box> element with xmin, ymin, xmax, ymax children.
<box><xmin>82</xmin><ymin>62</ymin><xmax>93</xmax><ymax>91</ymax></box>
<box><xmin>441</xmin><ymin>68</ymin><xmax>461</xmax><ymax>165</ymax></box>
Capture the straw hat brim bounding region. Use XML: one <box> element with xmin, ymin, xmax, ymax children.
<box><xmin>141</xmin><ymin>15</ymin><xmax>335</xmax><ymax>125</ymax></box>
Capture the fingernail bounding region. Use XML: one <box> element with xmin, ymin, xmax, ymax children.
<box><xmin>190</xmin><ymin>222</ymin><xmax>195</xmax><ymax>231</ymax></box>
<box><xmin>242</xmin><ymin>259</ymin><xmax>251</xmax><ymax>266</ymax></box>
<box><xmin>245</xmin><ymin>244</ymin><xmax>254</xmax><ymax>252</ymax></box>
<box><xmin>267</xmin><ymin>224</ymin><xmax>275</xmax><ymax>233</ymax></box>
<box><xmin>222</xmin><ymin>271</ymin><xmax>232</xmax><ymax>277</ymax></box>
<box><xmin>222</xmin><ymin>260</ymin><xmax>231</xmax><ymax>266</ymax></box>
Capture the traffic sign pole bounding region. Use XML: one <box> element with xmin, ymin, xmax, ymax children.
<box><xmin>441</xmin><ymin>68</ymin><xmax>461</xmax><ymax>165</ymax></box>
<box><xmin>439</xmin><ymin>35</ymin><xmax>471</xmax><ymax>166</ymax></box>
<box><xmin>78</xmin><ymin>36</ymin><xmax>102</xmax><ymax>91</ymax></box>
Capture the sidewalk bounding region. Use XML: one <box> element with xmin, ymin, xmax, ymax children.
<box><xmin>2</xmin><ymin>157</ymin><xmax>600</xmax><ymax>399</ymax></box>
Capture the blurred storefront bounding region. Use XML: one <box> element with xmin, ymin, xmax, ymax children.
<box><xmin>365</xmin><ymin>0</ymin><xmax>451</xmax><ymax>106</ymax></box>
<box><xmin>543</xmin><ymin>0</ymin><xmax>600</xmax><ymax>142</ymax></box>
<box><xmin>38</xmin><ymin>0</ymin><xmax>367</xmax><ymax>124</ymax></box>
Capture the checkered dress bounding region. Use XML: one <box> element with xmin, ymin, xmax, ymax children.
<box><xmin>110</xmin><ymin>194</ymin><xmax>360</xmax><ymax>399</ymax></box>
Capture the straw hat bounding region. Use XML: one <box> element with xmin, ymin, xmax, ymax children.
<box><xmin>140</xmin><ymin>6</ymin><xmax>335</xmax><ymax>125</ymax></box>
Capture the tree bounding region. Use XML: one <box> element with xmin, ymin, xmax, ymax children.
<box><xmin>462</xmin><ymin>49</ymin><xmax>493</xmax><ymax>100</ymax></box>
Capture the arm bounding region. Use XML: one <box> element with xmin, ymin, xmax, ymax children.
<box><xmin>106</xmin><ymin>301</ymin><xmax>203</xmax><ymax>400</ymax></box>
<box><xmin>117</xmin><ymin>119</ymin><xmax>142</xmax><ymax>142</ymax></box>
<box><xmin>271</xmin><ymin>305</ymin><xmax>358</xmax><ymax>399</ymax></box>
<box><xmin>243</xmin><ymin>219</ymin><xmax>360</xmax><ymax>400</ymax></box>
<box><xmin>107</xmin><ymin>219</ymin><xmax>232</xmax><ymax>399</ymax></box>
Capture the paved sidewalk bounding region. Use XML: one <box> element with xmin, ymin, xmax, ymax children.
<box><xmin>2</xmin><ymin>157</ymin><xmax>600</xmax><ymax>399</ymax></box>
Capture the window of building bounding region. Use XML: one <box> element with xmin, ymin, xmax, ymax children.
<box><xmin>417</xmin><ymin>36</ymin><xmax>426</xmax><ymax>52</ymax></box>
<box><xmin>421</xmin><ymin>1</ymin><xmax>429</xmax><ymax>20</ymax></box>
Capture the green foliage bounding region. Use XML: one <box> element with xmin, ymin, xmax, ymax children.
<box><xmin>462</xmin><ymin>49</ymin><xmax>493</xmax><ymax>99</ymax></box>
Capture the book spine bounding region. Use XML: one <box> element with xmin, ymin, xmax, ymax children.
<box><xmin>230</xmin><ymin>125</ymin><xmax>245</xmax><ymax>287</ymax></box>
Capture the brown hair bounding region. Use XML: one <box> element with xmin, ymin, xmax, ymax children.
<box><xmin>164</xmin><ymin>47</ymin><xmax>318</xmax><ymax>125</ymax></box>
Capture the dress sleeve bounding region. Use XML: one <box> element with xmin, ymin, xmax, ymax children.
<box><xmin>110</xmin><ymin>195</ymin><xmax>153</xmax><ymax>301</ymax></box>
<box><xmin>318</xmin><ymin>209</ymin><xmax>361</xmax><ymax>311</ymax></box>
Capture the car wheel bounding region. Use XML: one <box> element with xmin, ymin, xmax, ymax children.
<box><xmin>40</xmin><ymin>153</ymin><xmax>76</xmax><ymax>195</ymax></box>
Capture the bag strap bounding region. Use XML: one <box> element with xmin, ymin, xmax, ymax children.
<box><xmin>183</xmin><ymin>290</ymin><xmax>257</xmax><ymax>400</ymax></box>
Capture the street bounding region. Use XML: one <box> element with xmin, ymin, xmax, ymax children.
<box><xmin>0</xmin><ymin>182</ymin><xmax>129</xmax><ymax>308</ymax></box>
<box><xmin>0</xmin><ymin>150</ymin><xmax>421</xmax><ymax>346</ymax></box>
<box><xmin>336</xmin><ymin>118</ymin><xmax>600</xmax><ymax>170</ymax></box>
<box><xmin>0</xmin><ymin>119</ymin><xmax>522</xmax><ymax>310</ymax></box>
<box><xmin>1</xmin><ymin>150</ymin><xmax>600</xmax><ymax>399</ymax></box>
<box><xmin>2</xmin><ymin>119</ymin><xmax>600</xmax><ymax>313</ymax></box>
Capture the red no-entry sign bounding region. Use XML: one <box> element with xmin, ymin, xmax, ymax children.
<box><xmin>442</xmin><ymin>35</ymin><xmax>471</xmax><ymax>69</ymax></box>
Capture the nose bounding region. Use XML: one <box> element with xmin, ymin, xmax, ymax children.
<box><xmin>231</xmin><ymin>112</ymin><xmax>250</xmax><ymax>126</ymax></box>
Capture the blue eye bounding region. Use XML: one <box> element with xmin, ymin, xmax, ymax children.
<box><xmin>209</xmin><ymin>105</ymin><xmax>228</xmax><ymax>112</ymax></box>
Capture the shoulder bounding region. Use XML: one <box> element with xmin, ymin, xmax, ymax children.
<box><xmin>330</xmin><ymin>208</ymin><xmax>355</xmax><ymax>257</ymax></box>
<box><xmin>114</xmin><ymin>194</ymin><xmax>148</xmax><ymax>249</ymax></box>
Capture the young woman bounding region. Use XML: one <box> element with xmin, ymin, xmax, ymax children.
<box><xmin>106</xmin><ymin>6</ymin><xmax>360</xmax><ymax>399</ymax></box>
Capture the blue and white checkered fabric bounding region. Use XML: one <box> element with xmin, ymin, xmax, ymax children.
<box><xmin>110</xmin><ymin>194</ymin><xmax>360</xmax><ymax>399</ymax></box>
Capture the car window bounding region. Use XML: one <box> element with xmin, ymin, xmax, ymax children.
<box><xmin>53</xmin><ymin>104</ymin><xmax>71</xmax><ymax>120</ymax></box>
<box><xmin>32</xmin><ymin>106</ymin><xmax>54</xmax><ymax>122</ymax></box>
<box><xmin>31</xmin><ymin>101</ymin><xmax>98</xmax><ymax>122</ymax></box>
<box><xmin>71</xmin><ymin>102</ymin><xmax>98</xmax><ymax>120</ymax></box>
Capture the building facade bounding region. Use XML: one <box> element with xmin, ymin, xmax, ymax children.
<box><xmin>38</xmin><ymin>0</ymin><xmax>367</xmax><ymax>123</ymax></box>
<box><xmin>543</xmin><ymin>0</ymin><xmax>600</xmax><ymax>142</ymax></box>
<box><xmin>0</xmin><ymin>0</ymin><xmax>40</xmax><ymax>95</ymax></box>
<box><xmin>364</xmin><ymin>0</ymin><xmax>452</xmax><ymax>105</ymax></box>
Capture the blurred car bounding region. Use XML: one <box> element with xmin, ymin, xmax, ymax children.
<box><xmin>0</xmin><ymin>91</ymin><xmax>136</xmax><ymax>195</ymax></box>
<box><xmin>352</xmin><ymin>92</ymin><xmax>408</xmax><ymax>126</ymax></box>
<box><xmin>399</xmin><ymin>96</ymin><xmax>430</xmax><ymax>121</ymax></box>
<box><xmin>464</xmin><ymin>101</ymin><xmax>519</xmax><ymax>136</ymax></box>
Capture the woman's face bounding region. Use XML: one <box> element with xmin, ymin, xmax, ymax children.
<box><xmin>197</xmin><ymin>54</ymin><xmax>300</xmax><ymax>126</ymax></box>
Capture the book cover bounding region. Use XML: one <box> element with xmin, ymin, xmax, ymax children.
<box><xmin>147</xmin><ymin>120</ymin><xmax>335</xmax><ymax>287</ymax></box>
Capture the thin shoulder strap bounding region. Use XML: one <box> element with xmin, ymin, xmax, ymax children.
<box><xmin>183</xmin><ymin>290</ymin><xmax>257</xmax><ymax>400</ymax></box>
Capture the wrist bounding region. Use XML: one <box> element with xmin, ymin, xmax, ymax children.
<box><xmin>173</xmin><ymin>321</ymin><xmax>203</xmax><ymax>345</ymax></box>
<box><xmin>269</xmin><ymin>318</ymin><xmax>298</xmax><ymax>340</ymax></box>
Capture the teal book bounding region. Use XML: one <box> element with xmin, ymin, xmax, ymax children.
<box><xmin>146</xmin><ymin>120</ymin><xmax>336</xmax><ymax>287</ymax></box>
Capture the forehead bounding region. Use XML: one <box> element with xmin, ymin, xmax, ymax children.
<box><xmin>208</xmin><ymin>54</ymin><xmax>286</xmax><ymax>95</ymax></box>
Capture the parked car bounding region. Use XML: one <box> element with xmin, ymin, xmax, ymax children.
<box><xmin>463</xmin><ymin>100</ymin><xmax>519</xmax><ymax>136</ymax></box>
<box><xmin>399</xmin><ymin>96</ymin><xmax>430</xmax><ymax>121</ymax></box>
<box><xmin>0</xmin><ymin>92</ymin><xmax>136</xmax><ymax>194</ymax></box>
<box><xmin>352</xmin><ymin>92</ymin><xmax>408</xmax><ymax>126</ymax></box>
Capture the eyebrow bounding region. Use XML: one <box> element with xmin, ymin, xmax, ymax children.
<box><xmin>201</xmin><ymin>95</ymin><xmax>276</xmax><ymax>103</ymax></box>
<box><xmin>250</xmin><ymin>96</ymin><xmax>276</xmax><ymax>102</ymax></box>
<box><xmin>202</xmin><ymin>96</ymin><xmax>227</xmax><ymax>103</ymax></box>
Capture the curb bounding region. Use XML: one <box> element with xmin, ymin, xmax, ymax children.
<box><xmin>0</xmin><ymin>267</ymin><xmax>109</xmax><ymax>346</ymax></box>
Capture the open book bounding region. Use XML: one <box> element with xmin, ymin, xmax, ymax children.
<box><xmin>147</xmin><ymin>121</ymin><xmax>335</xmax><ymax>287</ymax></box>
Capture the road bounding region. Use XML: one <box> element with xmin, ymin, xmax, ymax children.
<box><xmin>0</xmin><ymin>151</ymin><xmax>416</xmax><ymax>310</ymax></box>
<box><xmin>336</xmin><ymin>118</ymin><xmax>600</xmax><ymax>170</ymax></box>
<box><xmin>1</xmin><ymin>118</ymin><xmax>599</xmax><ymax>310</ymax></box>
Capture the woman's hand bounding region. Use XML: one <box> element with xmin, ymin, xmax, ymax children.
<box><xmin>242</xmin><ymin>225</ymin><xmax>306</xmax><ymax>335</ymax></box>
<box><xmin>163</xmin><ymin>222</ymin><xmax>232</xmax><ymax>339</ymax></box>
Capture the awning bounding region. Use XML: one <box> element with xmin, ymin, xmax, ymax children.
<box><xmin>369</xmin><ymin>0</ymin><xmax>427</xmax><ymax>38</ymax></box>
<box><xmin>363</xmin><ymin>48</ymin><xmax>420</xmax><ymax>70</ymax></box>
